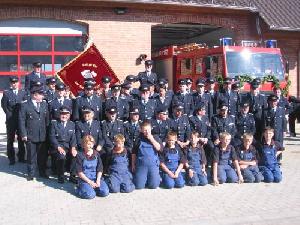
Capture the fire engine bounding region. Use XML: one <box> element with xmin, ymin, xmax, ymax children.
<box><xmin>152</xmin><ymin>38</ymin><xmax>289</xmax><ymax>93</ymax></box>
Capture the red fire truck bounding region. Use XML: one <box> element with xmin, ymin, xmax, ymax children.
<box><xmin>152</xmin><ymin>39</ymin><xmax>289</xmax><ymax>93</ymax></box>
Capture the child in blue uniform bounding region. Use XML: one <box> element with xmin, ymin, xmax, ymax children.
<box><xmin>76</xmin><ymin>135</ymin><xmax>109</xmax><ymax>199</ymax></box>
<box><xmin>212</xmin><ymin>132</ymin><xmax>244</xmax><ymax>185</ymax></box>
<box><xmin>132</xmin><ymin>121</ymin><xmax>162</xmax><ymax>189</ymax></box>
<box><xmin>160</xmin><ymin>131</ymin><xmax>185</xmax><ymax>189</ymax></box>
<box><xmin>236</xmin><ymin>133</ymin><xmax>263</xmax><ymax>183</ymax></box>
<box><xmin>184</xmin><ymin>131</ymin><xmax>208</xmax><ymax>186</ymax></box>
<box><xmin>257</xmin><ymin>127</ymin><xmax>283</xmax><ymax>183</ymax></box>
<box><xmin>105</xmin><ymin>134</ymin><xmax>135</xmax><ymax>193</ymax></box>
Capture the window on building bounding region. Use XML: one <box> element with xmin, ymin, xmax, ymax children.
<box><xmin>180</xmin><ymin>58</ymin><xmax>193</xmax><ymax>75</ymax></box>
<box><xmin>0</xmin><ymin>18</ymin><xmax>87</xmax><ymax>90</ymax></box>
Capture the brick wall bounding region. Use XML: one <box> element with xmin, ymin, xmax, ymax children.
<box><xmin>0</xmin><ymin>6</ymin><xmax>298</xmax><ymax>94</ymax></box>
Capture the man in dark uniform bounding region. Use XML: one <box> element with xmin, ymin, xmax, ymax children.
<box><xmin>172</xmin><ymin>79</ymin><xmax>194</xmax><ymax>116</ymax></box>
<box><xmin>125</xmin><ymin>75</ymin><xmax>140</xmax><ymax>97</ymax></box>
<box><xmin>49</xmin><ymin>83</ymin><xmax>73</xmax><ymax>120</ymax></box>
<box><xmin>45</xmin><ymin>77</ymin><xmax>57</xmax><ymax>103</ymax></box>
<box><xmin>124</xmin><ymin>107</ymin><xmax>142</xmax><ymax>167</ymax></box>
<box><xmin>263</xmin><ymin>94</ymin><xmax>286</xmax><ymax>145</ymax></box>
<box><xmin>49</xmin><ymin>106</ymin><xmax>77</xmax><ymax>183</ymax></box>
<box><xmin>205</xmin><ymin>76</ymin><xmax>218</xmax><ymax>115</ymax></box>
<box><xmin>244</xmin><ymin>81</ymin><xmax>267</xmax><ymax>141</ymax></box>
<box><xmin>193</xmin><ymin>78</ymin><xmax>213</xmax><ymax>120</ymax></box>
<box><xmin>137</xmin><ymin>60</ymin><xmax>158</xmax><ymax>85</ymax></box>
<box><xmin>1</xmin><ymin>76</ymin><xmax>27</xmax><ymax>165</ymax></box>
<box><xmin>189</xmin><ymin>102</ymin><xmax>214</xmax><ymax>164</ymax></box>
<box><xmin>170</xmin><ymin>103</ymin><xmax>191</xmax><ymax>148</ymax></box>
<box><xmin>186</xmin><ymin>78</ymin><xmax>193</xmax><ymax>94</ymax></box>
<box><xmin>19</xmin><ymin>86</ymin><xmax>50</xmax><ymax>180</ymax></box>
<box><xmin>217</xmin><ymin>78</ymin><xmax>239</xmax><ymax>116</ymax></box>
<box><xmin>75</xmin><ymin>106</ymin><xmax>104</xmax><ymax>152</ymax></box>
<box><xmin>73</xmin><ymin>82</ymin><xmax>103</xmax><ymax>121</ymax></box>
<box><xmin>154</xmin><ymin>81</ymin><xmax>173</xmax><ymax>115</ymax></box>
<box><xmin>104</xmin><ymin>84</ymin><xmax>129</xmax><ymax>120</ymax></box>
<box><xmin>131</xmin><ymin>83</ymin><xmax>157</xmax><ymax>121</ymax></box>
<box><xmin>288</xmin><ymin>96</ymin><xmax>300</xmax><ymax>137</ymax></box>
<box><xmin>235</xmin><ymin>102</ymin><xmax>256</xmax><ymax>146</ymax></box>
<box><xmin>24</xmin><ymin>61</ymin><xmax>47</xmax><ymax>91</ymax></box>
<box><xmin>151</xmin><ymin>107</ymin><xmax>172</xmax><ymax>144</ymax></box>
<box><xmin>157</xmin><ymin>78</ymin><xmax>174</xmax><ymax>99</ymax></box>
<box><xmin>99</xmin><ymin>76</ymin><xmax>112</xmax><ymax>101</ymax></box>
<box><xmin>211</xmin><ymin>102</ymin><xmax>237</xmax><ymax>146</ymax></box>
<box><xmin>101</xmin><ymin>106</ymin><xmax>127</xmax><ymax>154</ymax></box>
<box><xmin>120</xmin><ymin>81</ymin><xmax>134</xmax><ymax>104</ymax></box>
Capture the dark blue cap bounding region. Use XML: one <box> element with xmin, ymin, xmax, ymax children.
<box><xmin>126</xmin><ymin>75</ymin><xmax>136</xmax><ymax>82</ymax></box>
<box><xmin>268</xmin><ymin>94</ymin><xmax>278</xmax><ymax>101</ymax></box>
<box><xmin>84</xmin><ymin>82</ymin><xmax>94</xmax><ymax>90</ymax></box>
<box><xmin>111</xmin><ymin>84</ymin><xmax>121</xmax><ymax>91</ymax></box>
<box><xmin>196</xmin><ymin>102</ymin><xmax>206</xmax><ymax>111</ymax></box>
<box><xmin>139</xmin><ymin>83</ymin><xmax>150</xmax><ymax>92</ymax></box>
<box><xmin>130</xmin><ymin>107</ymin><xmax>140</xmax><ymax>114</ymax></box>
<box><xmin>178</xmin><ymin>79</ymin><xmax>187</xmax><ymax>85</ymax></box>
<box><xmin>30</xmin><ymin>86</ymin><xmax>45</xmax><ymax>94</ymax></box>
<box><xmin>59</xmin><ymin>106</ymin><xmax>71</xmax><ymax>114</ymax></box>
<box><xmin>56</xmin><ymin>83</ymin><xmax>66</xmax><ymax>91</ymax></box>
<box><xmin>32</xmin><ymin>61</ymin><xmax>41</xmax><ymax>67</ymax></box>
<box><xmin>145</xmin><ymin>60</ymin><xmax>154</xmax><ymax>66</ymax></box>
<box><xmin>47</xmin><ymin>77</ymin><xmax>56</xmax><ymax>84</ymax></box>
<box><xmin>106</xmin><ymin>106</ymin><xmax>117</xmax><ymax>113</ymax></box>
<box><xmin>82</xmin><ymin>106</ymin><xmax>94</xmax><ymax>113</ymax></box>
<box><xmin>101</xmin><ymin>76</ymin><xmax>111</xmax><ymax>84</ymax></box>
<box><xmin>196</xmin><ymin>78</ymin><xmax>205</xmax><ymax>86</ymax></box>
<box><xmin>9</xmin><ymin>76</ymin><xmax>19</xmax><ymax>82</ymax></box>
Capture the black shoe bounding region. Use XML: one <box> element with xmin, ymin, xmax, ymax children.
<box><xmin>27</xmin><ymin>176</ymin><xmax>33</xmax><ymax>181</ymax></box>
<box><xmin>58</xmin><ymin>176</ymin><xmax>65</xmax><ymax>184</ymax></box>
<box><xmin>18</xmin><ymin>159</ymin><xmax>27</xmax><ymax>163</ymax></box>
<box><xmin>39</xmin><ymin>173</ymin><xmax>49</xmax><ymax>179</ymax></box>
<box><xmin>9</xmin><ymin>161</ymin><xmax>15</xmax><ymax>165</ymax></box>
<box><xmin>69</xmin><ymin>175</ymin><xmax>78</xmax><ymax>184</ymax></box>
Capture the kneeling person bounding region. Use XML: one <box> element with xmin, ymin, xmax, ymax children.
<box><xmin>184</xmin><ymin>131</ymin><xmax>208</xmax><ymax>186</ymax></box>
<box><xmin>160</xmin><ymin>131</ymin><xmax>185</xmax><ymax>189</ymax></box>
<box><xmin>76</xmin><ymin>135</ymin><xmax>109</xmax><ymax>199</ymax></box>
<box><xmin>212</xmin><ymin>132</ymin><xmax>243</xmax><ymax>185</ymax></box>
<box><xmin>236</xmin><ymin>133</ymin><xmax>263</xmax><ymax>183</ymax></box>
<box><xmin>258</xmin><ymin>127</ymin><xmax>283</xmax><ymax>183</ymax></box>
<box><xmin>105</xmin><ymin>134</ymin><xmax>135</xmax><ymax>193</ymax></box>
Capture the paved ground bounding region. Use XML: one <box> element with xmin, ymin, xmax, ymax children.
<box><xmin>1</xmin><ymin>107</ymin><xmax>300</xmax><ymax>225</ymax></box>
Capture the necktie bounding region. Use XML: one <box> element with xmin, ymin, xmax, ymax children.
<box><xmin>59</xmin><ymin>99</ymin><xmax>63</xmax><ymax>105</ymax></box>
<box><xmin>13</xmin><ymin>90</ymin><xmax>18</xmax><ymax>96</ymax></box>
<box><xmin>62</xmin><ymin>122</ymin><xmax>66</xmax><ymax>129</ymax></box>
<box><xmin>36</xmin><ymin>102</ymin><xmax>40</xmax><ymax>112</ymax></box>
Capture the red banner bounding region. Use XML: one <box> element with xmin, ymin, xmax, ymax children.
<box><xmin>56</xmin><ymin>43</ymin><xmax>119</xmax><ymax>95</ymax></box>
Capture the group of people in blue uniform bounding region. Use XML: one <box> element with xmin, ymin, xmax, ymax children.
<box><xmin>1</xmin><ymin>60</ymin><xmax>289</xmax><ymax>199</ymax></box>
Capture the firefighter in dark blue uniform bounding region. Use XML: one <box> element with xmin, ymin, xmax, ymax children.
<box><xmin>172</xmin><ymin>79</ymin><xmax>194</xmax><ymax>116</ymax></box>
<box><xmin>75</xmin><ymin>106</ymin><xmax>104</xmax><ymax>152</ymax></box>
<box><xmin>205</xmin><ymin>76</ymin><xmax>218</xmax><ymax>115</ymax></box>
<box><xmin>49</xmin><ymin>106</ymin><xmax>77</xmax><ymax>183</ymax></box>
<box><xmin>49</xmin><ymin>83</ymin><xmax>73</xmax><ymax>120</ymax></box>
<box><xmin>101</xmin><ymin>106</ymin><xmax>127</xmax><ymax>154</ymax></box>
<box><xmin>125</xmin><ymin>75</ymin><xmax>140</xmax><ymax>97</ymax></box>
<box><xmin>170</xmin><ymin>103</ymin><xmax>191</xmax><ymax>148</ymax></box>
<box><xmin>189</xmin><ymin>102</ymin><xmax>214</xmax><ymax>164</ymax></box>
<box><xmin>120</xmin><ymin>81</ymin><xmax>135</xmax><ymax>104</ymax></box>
<box><xmin>288</xmin><ymin>96</ymin><xmax>300</xmax><ymax>137</ymax></box>
<box><xmin>1</xmin><ymin>76</ymin><xmax>27</xmax><ymax>165</ymax></box>
<box><xmin>186</xmin><ymin>78</ymin><xmax>193</xmax><ymax>94</ymax></box>
<box><xmin>157</xmin><ymin>78</ymin><xmax>174</xmax><ymax>99</ymax></box>
<box><xmin>244</xmin><ymin>81</ymin><xmax>267</xmax><ymax>141</ymax></box>
<box><xmin>262</xmin><ymin>94</ymin><xmax>286</xmax><ymax>145</ymax></box>
<box><xmin>217</xmin><ymin>78</ymin><xmax>239</xmax><ymax>116</ymax></box>
<box><xmin>124</xmin><ymin>107</ymin><xmax>142</xmax><ymax>156</ymax></box>
<box><xmin>211</xmin><ymin>102</ymin><xmax>237</xmax><ymax>146</ymax></box>
<box><xmin>99</xmin><ymin>76</ymin><xmax>112</xmax><ymax>102</ymax></box>
<box><xmin>131</xmin><ymin>83</ymin><xmax>157</xmax><ymax>121</ymax></box>
<box><xmin>104</xmin><ymin>84</ymin><xmax>129</xmax><ymax>121</ymax></box>
<box><xmin>151</xmin><ymin>107</ymin><xmax>172</xmax><ymax>144</ymax></box>
<box><xmin>19</xmin><ymin>86</ymin><xmax>50</xmax><ymax>180</ymax></box>
<box><xmin>24</xmin><ymin>61</ymin><xmax>47</xmax><ymax>91</ymax></box>
<box><xmin>45</xmin><ymin>77</ymin><xmax>57</xmax><ymax>103</ymax></box>
<box><xmin>235</xmin><ymin>102</ymin><xmax>256</xmax><ymax>146</ymax></box>
<box><xmin>193</xmin><ymin>78</ymin><xmax>213</xmax><ymax>120</ymax></box>
<box><xmin>154</xmin><ymin>81</ymin><xmax>173</xmax><ymax>115</ymax></box>
<box><xmin>73</xmin><ymin>82</ymin><xmax>103</xmax><ymax>121</ymax></box>
<box><xmin>137</xmin><ymin>60</ymin><xmax>158</xmax><ymax>85</ymax></box>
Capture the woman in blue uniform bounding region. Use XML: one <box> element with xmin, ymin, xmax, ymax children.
<box><xmin>76</xmin><ymin>135</ymin><xmax>109</xmax><ymax>199</ymax></box>
<box><xmin>184</xmin><ymin>131</ymin><xmax>208</xmax><ymax>186</ymax></box>
<box><xmin>105</xmin><ymin>134</ymin><xmax>135</xmax><ymax>193</ymax></box>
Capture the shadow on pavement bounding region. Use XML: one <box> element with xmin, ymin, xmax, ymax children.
<box><xmin>0</xmin><ymin>146</ymin><xmax>76</xmax><ymax>196</ymax></box>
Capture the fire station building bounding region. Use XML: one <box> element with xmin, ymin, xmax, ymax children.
<box><xmin>0</xmin><ymin>0</ymin><xmax>299</xmax><ymax>95</ymax></box>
